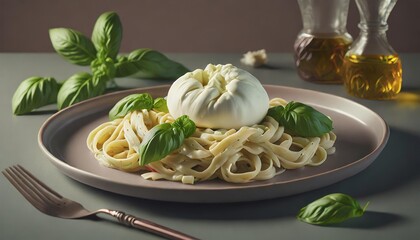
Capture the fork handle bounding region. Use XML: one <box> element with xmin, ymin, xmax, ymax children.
<box><xmin>108</xmin><ymin>210</ymin><xmax>199</xmax><ymax>240</ymax></box>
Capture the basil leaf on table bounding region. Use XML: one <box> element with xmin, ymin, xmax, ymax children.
<box><xmin>109</xmin><ymin>93</ymin><xmax>154</xmax><ymax>120</ymax></box>
<box><xmin>12</xmin><ymin>11</ymin><xmax>191</xmax><ymax>115</ymax></box>
<box><xmin>139</xmin><ymin>115</ymin><xmax>196</xmax><ymax>165</ymax></box>
<box><xmin>49</xmin><ymin>28</ymin><xmax>97</xmax><ymax>66</ymax></box>
<box><xmin>114</xmin><ymin>56</ymin><xmax>139</xmax><ymax>77</ymax></box>
<box><xmin>115</xmin><ymin>48</ymin><xmax>189</xmax><ymax>79</ymax></box>
<box><xmin>12</xmin><ymin>77</ymin><xmax>60</xmax><ymax>115</ymax></box>
<box><xmin>57</xmin><ymin>72</ymin><xmax>106</xmax><ymax>110</ymax></box>
<box><xmin>91</xmin><ymin>11</ymin><xmax>122</xmax><ymax>60</ymax></box>
<box><xmin>153</xmin><ymin>97</ymin><xmax>168</xmax><ymax>113</ymax></box>
<box><xmin>267</xmin><ymin>101</ymin><xmax>333</xmax><ymax>137</ymax></box>
<box><xmin>297</xmin><ymin>193</ymin><xmax>369</xmax><ymax>225</ymax></box>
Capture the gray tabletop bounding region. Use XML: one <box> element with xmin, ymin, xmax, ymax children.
<box><xmin>1</xmin><ymin>53</ymin><xmax>419</xmax><ymax>240</ymax></box>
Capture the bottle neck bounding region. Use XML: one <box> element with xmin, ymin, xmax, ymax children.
<box><xmin>348</xmin><ymin>0</ymin><xmax>397</xmax><ymax>56</ymax></box>
<box><xmin>298</xmin><ymin>0</ymin><xmax>350</xmax><ymax>34</ymax></box>
<box><xmin>349</xmin><ymin>22</ymin><xmax>395</xmax><ymax>56</ymax></box>
<box><xmin>358</xmin><ymin>22</ymin><xmax>388</xmax><ymax>34</ymax></box>
<box><xmin>355</xmin><ymin>0</ymin><xmax>397</xmax><ymax>32</ymax></box>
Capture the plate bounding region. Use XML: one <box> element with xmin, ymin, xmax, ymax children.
<box><xmin>38</xmin><ymin>85</ymin><xmax>389</xmax><ymax>203</ymax></box>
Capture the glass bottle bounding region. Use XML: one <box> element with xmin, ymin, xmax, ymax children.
<box><xmin>343</xmin><ymin>0</ymin><xmax>402</xmax><ymax>100</ymax></box>
<box><xmin>294</xmin><ymin>0</ymin><xmax>353</xmax><ymax>83</ymax></box>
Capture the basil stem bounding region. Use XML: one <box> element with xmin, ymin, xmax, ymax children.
<box><xmin>49</xmin><ymin>28</ymin><xmax>97</xmax><ymax>66</ymax></box>
<box><xmin>139</xmin><ymin>115</ymin><xmax>196</xmax><ymax>165</ymax></box>
<box><xmin>267</xmin><ymin>101</ymin><xmax>333</xmax><ymax>137</ymax></box>
<box><xmin>12</xmin><ymin>77</ymin><xmax>60</xmax><ymax>115</ymax></box>
<box><xmin>298</xmin><ymin>193</ymin><xmax>369</xmax><ymax>225</ymax></box>
<box><xmin>57</xmin><ymin>72</ymin><xmax>107</xmax><ymax>110</ymax></box>
<box><xmin>90</xmin><ymin>57</ymin><xmax>116</xmax><ymax>82</ymax></box>
<box><xmin>91</xmin><ymin>11</ymin><xmax>122</xmax><ymax>60</ymax></box>
<box><xmin>109</xmin><ymin>93</ymin><xmax>154</xmax><ymax>120</ymax></box>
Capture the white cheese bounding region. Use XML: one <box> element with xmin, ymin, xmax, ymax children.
<box><xmin>240</xmin><ymin>49</ymin><xmax>268</xmax><ymax>67</ymax></box>
<box><xmin>167</xmin><ymin>64</ymin><xmax>269</xmax><ymax>129</ymax></box>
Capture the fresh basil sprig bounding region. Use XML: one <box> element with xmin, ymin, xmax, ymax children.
<box><xmin>91</xmin><ymin>11</ymin><xmax>122</xmax><ymax>61</ymax></box>
<box><xmin>12</xmin><ymin>77</ymin><xmax>60</xmax><ymax>115</ymax></box>
<box><xmin>49</xmin><ymin>28</ymin><xmax>97</xmax><ymax>66</ymax></box>
<box><xmin>57</xmin><ymin>72</ymin><xmax>107</xmax><ymax>110</ymax></box>
<box><xmin>115</xmin><ymin>49</ymin><xmax>189</xmax><ymax>79</ymax></box>
<box><xmin>12</xmin><ymin>11</ymin><xmax>189</xmax><ymax>115</ymax></box>
<box><xmin>90</xmin><ymin>57</ymin><xmax>116</xmax><ymax>85</ymax></box>
<box><xmin>298</xmin><ymin>193</ymin><xmax>369</xmax><ymax>225</ymax></box>
<box><xmin>108</xmin><ymin>94</ymin><xmax>169</xmax><ymax>120</ymax></box>
<box><xmin>267</xmin><ymin>101</ymin><xmax>333</xmax><ymax>137</ymax></box>
<box><xmin>139</xmin><ymin>115</ymin><xmax>196</xmax><ymax>165</ymax></box>
<box><xmin>153</xmin><ymin>97</ymin><xmax>169</xmax><ymax>113</ymax></box>
<box><xmin>109</xmin><ymin>93</ymin><xmax>154</xmax><ymax>120</ymax></box>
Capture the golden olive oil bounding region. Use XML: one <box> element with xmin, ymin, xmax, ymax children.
<box><xmin>294</xmin><ymin>35</ymin><xmax>352</xmax><ymax>83</ymax></box>
<box><xmin>343</xmin><ymin>54</ymin><xmax>402</xmax><ymax>100</ymax></box>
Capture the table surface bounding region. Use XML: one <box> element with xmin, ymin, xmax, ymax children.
<box><xmin>1</xmin><ymin>53</ymin><xmax>419</xmax><ymax>240</ymax></box>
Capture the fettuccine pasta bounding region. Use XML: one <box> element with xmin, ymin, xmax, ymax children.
<box><xmin>87</xmin><ymin>98</ymin><xmax>336</xmax><ymax>184</ymax></box>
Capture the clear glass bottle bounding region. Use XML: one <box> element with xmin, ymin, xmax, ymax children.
<box><xmin>294</xmin><ymin>0</ymin><xmax>353</xmax><ymax>83</ymax></box>
<box><xmin>343</xmin><ymin>0</ymin><xmax>402</xmax><ymax>100</ymax></box>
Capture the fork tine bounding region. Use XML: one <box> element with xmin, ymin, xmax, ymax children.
<box><xmin>16</xmin><ymin>165</ymin><xmax>63</xmax><ymax>199</ymax></box>
<box><xmin>3</xmin><ymin>165</ymin><xmax>62</xmax><ymax>205</ymax></box>
<box><xmin>11</xmin><ymin>165</ymin><xmax>64</xmax><ymax>206</ymax></box>
<box><xmin>2</xmin><ymin>167</ymin><xmax>47</xmax><ymax>212</ymax></box>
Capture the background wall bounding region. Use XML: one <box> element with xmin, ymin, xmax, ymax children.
<box><xmin>1</xmin><ymin>0</ymin><xmax>419</xmax><ymax>53</ymax></box>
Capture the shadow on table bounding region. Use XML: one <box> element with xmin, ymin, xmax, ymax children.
<box><xmin>335</xmin><ymin>126</ymin><xmax>420</xmax><ymax>196</ymax></box>
<box><xmin>330</xmin><ymin>211</ymin><xmax>408</xmax><ymax>229</ymax></box>
<box><xmin>71</xmin><ymin>127</ymin><xmax>417</xmax><ymax>228</ymax></box>
<box><xmin>26</xmin><ymin>110</ymin><xmax>58</xmax><ymax>115</ymax></box>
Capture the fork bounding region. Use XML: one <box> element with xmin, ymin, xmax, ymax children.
<box><xmin>2</xmin><ymin>165</ymin><xmax>198</xmax><ymax>240</ymax></box>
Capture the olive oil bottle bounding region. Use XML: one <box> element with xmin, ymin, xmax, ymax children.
<box><xmin>344</xmin><ymin>54</ymin><xmax>402</xmax><ymax>99</ymax></box>
<box><xmin>343</xmin><ymin>0</ymin><xmax>401</xmax><ymax>100</ymax></box>
<box><xmin>294</xmin><ymin>34</ymin><xmax>352</xmax><ymax>83</ymax></box>
<box><xmin>295</xmin><ymin>0</ymin><xmax>352</xmax><ymax>83</ymax></box>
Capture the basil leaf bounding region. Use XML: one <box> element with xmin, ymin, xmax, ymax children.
<box><xmin>298</xmin><ymin>193</ymin><xmax>369</xmax><ymax>225</ymax></box>
<box><xmin>57</xmin><ymin>72</ymin><xmax>106</xmax><ymax>110</ymax></box>
<box><xmin>139</xmin><ymin>123</ymin><xmax>184</xmax><ymax>165</ymax></box>
<box><xmin>153</xmin><ymin>97</ymin><xmax>168</xmax><ymax>113</ymax></box>
<box><xmin>12</xmin><ymin>77</ymin><xmax>60</xmax><ymax>115</ymax></box>
<box><xmin>115</xmin><ymin>48</ymin><xmax>189</xmax><ymax>79</ymax></box>
<box><xmin>267</xmin><ymin>101</ymin><xmax>333</xmax><ymax>137</ymax></box>
<box><xmin>172</xmin><ymin>115</ymin><xmax>196</xmax><ymax>138</ymax></box>
<box><xmin>109</xmin><ymin>93</ymin><xmax>154</xmax><ymax>120</ymax></box>
<box><xmin>91</xmin><ymin>11</ymin><xmax>122</xmax><ymax>60</ymax></box>
<box><xmin>114</xmin><ymin>56</ymin><xmax>139</xmax><ymax>77</ymax></box>
<box><xmin>49</xmin><ymin>28</ymin><xmax>96</xmax><ymax>66</ymax></box>
<box><xmin>139</xmin><ymin>115</ymin><xmax>196</xmax><ymax>165</ymax></box>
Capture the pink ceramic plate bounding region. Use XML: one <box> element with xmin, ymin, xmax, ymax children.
<box><xmin>38</xmin><ymin>85</ymin><xmax>389</xmax><ymax>203</ymax></box>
